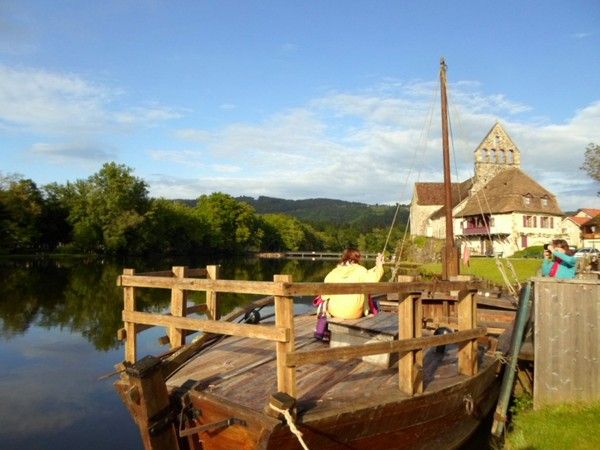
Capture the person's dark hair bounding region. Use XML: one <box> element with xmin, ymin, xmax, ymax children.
<box><xmin>552</xmin><ymin>239</ymin><xmax>573</xmax><ymax>256</ymax></box>
<box><xmin>340</xmin><ymin>248</ymin><xmax>361</xmax><ymax>264</ymax></box>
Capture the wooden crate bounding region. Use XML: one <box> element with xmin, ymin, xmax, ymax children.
<box><xmin>328</xmin><ymin>313</ymin><xmax>399</xmax><ymax>368</ymax></box>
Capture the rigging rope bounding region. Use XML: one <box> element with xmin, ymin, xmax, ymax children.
<box><xmin>386</xmin><ymin>84</ymin><xmax>439</xmax><ymax>282</ymax></box>
<box><xmin>445</xmin><ymin>83</ymin><xmax>521</xmax><ymax>297</ymax></box>
<box><xmin>269</xmin><ymin>403</ymin><xmax>310</xmax><ymax>450</ymax></box>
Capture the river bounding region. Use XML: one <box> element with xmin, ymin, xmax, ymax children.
<box><xmin>0</xmin><ymin>256</ymin><xmax>330</xmax><ymax>450</ymax></box>
<box><xmin>0</xmin><ymin>256</ymin><xmax>495</xmax><ymax>450</ymax></box>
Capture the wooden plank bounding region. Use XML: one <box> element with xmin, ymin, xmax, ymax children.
<box><xmin>123</xmin><ymin>268</ymin><xmax>137</xmax><ymax>363</ymax></box>
<box><xmin>398</xmin><ymin>294</ymin><xmax>415</xmax><ymax>395</ymax></box>
<box><xmin>414</xmin><ymin>297</ymin><xmax>424</xmax><ymax>394</ymax></box>
<box><xmin>122</xmin><ymin>310</ymin><xmax>288</xmax><ymax>342</ymax></box>
<box><xmin>286</xmin><ymin>327</ymin><xmax>486</xmax><ymax>367</ymax></box>
<box><xmin>117</xmin><ymin>276</ymin><xmax>484</xmax><ymax>298</ymax></box>
<box><xmin>274</xmin><ymin>274</ymin><xmax>296</xmax><ymax>398</ymax></box>
<box><xmin>169</xmin><ymin>266</ymin><xmax>187</xmax><ymax>348</ymax></box>
<box><xmin>206</xmin><ymin>265</ymin><xmax>219</xmax><ymax>320</ymax></box>
<box><xmin>457</xmin><ymin>290</ymin><xmax>478</xmax><ymax>376</ymax></box>
<box><xmin>125</xmin><ymin>356</ymin><xmax>181</xmax><ymax>450</ymax></box>
<box><xmin>185</xmin><ymin>303</ymin><xmax>208</xmax><ymax>315</ymax></box>
<box><xmin>534</xmin><ymin>279</ymin><xmax>600</xmax><ymax>408</ymax></box>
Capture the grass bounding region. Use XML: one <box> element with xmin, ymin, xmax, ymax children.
<box><xmin>419</xmin><ymin>257</ymin><xmax>542</xmax><ymax>285</ymax></box>
<box><xmin>505</xmin><ymin>401</ymin><xmax>600</xmax><ymax>450</ymax></box>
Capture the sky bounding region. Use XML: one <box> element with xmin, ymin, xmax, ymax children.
<box><xmin>1</xmin><ymin>1</ymin><xmax>599</xmax><ymax>211</ymax></box>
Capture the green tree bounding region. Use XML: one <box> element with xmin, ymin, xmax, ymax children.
<box><xmin>57</xmin><ymin>162</ymin><xmax>150</xmax><ymax>254</ymax></box>
<box><xmin>260</xmin><ymin>213</ymin><xmax>325</xmax><ymax>251</ymax></box>
<box><xmin>195</xmin><ymin>192</ymin><xmax>263</xmax><ymax>253</ymax></box>
<box><xmin>0</xmin><ymin>174</ymin><xmax>44</xmax><ymax>252</ymax></box>
<box><xmin>134</xmin><ymin>199</ymin><xmax>210</xmax><ymax>255</ymax></box>
<box><xmin>581</xmin><ymin>143</ymin><xmax>600</xmax><ymax>194</ymax></box>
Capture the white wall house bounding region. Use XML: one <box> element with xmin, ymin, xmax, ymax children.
<box><xmin>410</xmin><ymin>123</ymin><xmax>566</xmax><ymax>257</ymax></box>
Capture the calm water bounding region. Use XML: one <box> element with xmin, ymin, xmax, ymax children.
<box><xmin>0</xmin><ymin>257</ymin><xmax>495</xmax><ymax>450</ymax></box>
<box><xmin>0</xmin><ymin>256</ymin><xmax>330</xmax><ymax>450</ymax></box>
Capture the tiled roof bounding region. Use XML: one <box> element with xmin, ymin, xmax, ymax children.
<box><xmin>580</xmin><ymin>208</ymin><xmax>600</xmax><ymax>218</ymax></box>
<box><xmin>566</xmin><ymin>216</ymin><xmax>591</xmax><ymax>226</ymax></box>
<box><xmin>455</xmin><ymin>167</ymin><xmax>562</xmax><ymax>217</ymax></box>
<box><xmin>414</xmin><ymin>178</ymin><xmax>473</xmax><ymax>206</ymax></box>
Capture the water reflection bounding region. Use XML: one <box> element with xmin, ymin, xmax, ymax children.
<box><xmin>0</xmin><ymin>257</ymin><xmax>331</xmax><ymax>349</ymax></box>
<box><xmin>0</xmin><ymin>256</ymin><xmax>333</xmax><ymax>450</ymax></box>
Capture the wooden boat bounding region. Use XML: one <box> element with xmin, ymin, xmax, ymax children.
<box><xmin>113</xmin><ymin>60</ymin><xmax>517</xmax><ymax>449</ymax></box>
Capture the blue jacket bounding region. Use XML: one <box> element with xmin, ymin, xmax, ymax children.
<box><xmin>541</xmin><ymin>250</ymin><xmax>576</xmax><ymax>279</ymax></box>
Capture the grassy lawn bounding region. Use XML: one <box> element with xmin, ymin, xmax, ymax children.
<box><xmin>419</xmin><ymin>257</ymin><xmax>542</xmax><ymax>285</ymax></box>
<box><xmin>505</xmin><ymin>401</ymin><xmax>600</xmax><ymax>450</ymax></box>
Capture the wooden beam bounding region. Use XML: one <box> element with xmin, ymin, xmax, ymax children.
<box><xmin>124</xmin><ymin>356</ymin><xmax>181</xmax><ymax>450</ymax></box>
<box><xmin>274</xmin><ymin>274</ymin><xmax>296</xmax><ymax>398</ymax></box>
<box><xmin>123</xmin><ymin>310</ymin><xmax>288</xmax><ymax>342</ymax></box>
<box><xmin>206</xmin><ymin>265</ymin><xmax>219</xmax><ymax>320</ymax></box>
<box><xmin>118</xmin><ymin>275</ymin><xmax>484</xmax><ymax>298</ymax></box>
<box><xmin>123</xmin><ymin>268</ymin><xmax>137</xmax><ymax>363</ymax></box>
<box><xmin>398</xmin><ymin>294</ymin><xmax>416</xmax><ymax>395</ymax></box>
<box><xmin>457</xmin><ymin>289</ymin><xmax>478</xmax><ymax>376</ymax></box>
<box><xmin>169</xmin><ymin>266</ymin><xmax>188</xmax><ymax>349</ymax></box>
<box><xmin>285</xmin><ymin>327</ymin><xmax>486</xmax><ymax>367</ymax></box>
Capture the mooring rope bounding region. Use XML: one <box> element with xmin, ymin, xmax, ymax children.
<box><xmin>269</xmin><ymin>403</ymin><xmax>310</xmax><ymax>450</ymax></box>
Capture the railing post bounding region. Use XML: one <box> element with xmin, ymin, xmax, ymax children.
<box><xmin>398</xmin><ymin>292</ymin><xmax>422</xmax><ymax>395</ymax></box>
<box><xmin>274</xmin><ymin>274</ymin><xmax>296</xmax><ymax>398</ymax></box>
<box><xmin>206</xmin><ymin>265</ymin><xmax>220</xmax><ymax>320</ymax></box>
<box><xmin>169</xmin><ymin>266</ymin><xmax>188</xmax><ymax>348</ymax></box>
<box><xmin>123</xmin><ymin>268</ymin><xmax>137</xmax><ymax>363</ymax></box>
<box><xmin>457</xmin><ymin>289</ymin><xmax>478</xmax><ymax>376</ymax></box>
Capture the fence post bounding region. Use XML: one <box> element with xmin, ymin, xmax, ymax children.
<box><xmin>457</xmin><ymin>289</ymin><xmax>478</xmax><ymax>376</ymax></box>
<box><xmin>398</xmin><ymin>293</ymin><xmax>420</xmax><ymax>395</ymax></box>
<box><xmin>274</xmin><ymin>274</ymin><xmax>296</xmax><ymax>398</ymax></box>
<box><xmin>123</xmin><ymin>268</ymin><xmax>137</xmax><ymax>363</ymax></box>
<box><xmin>206</xmin><ymin>265</ymin><xmax>220</xmax><ymax>320</ymax></box>
<box><xmin>169</xmin><ymin>266</ymin><xmax>188</xmax><ymax>348</ymax></box>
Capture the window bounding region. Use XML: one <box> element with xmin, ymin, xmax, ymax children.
<box><xmin>541</xmin><ymin>197</ymin><xmax>549</xmax><ymax>207</ymax></box>
<box><xmin>522</xmin><ymin>194</ymin><xmax>532</xmax><ymax>206</ymax></box>
<box><xmin>541</xmin><ymin>216</ymin><xmax>549</xmax><ymax>228</ymax></box>
<box><xmin>522</xmin><ymin>215</ymin><xmax>536</xmax><ymax>228</ymax></box>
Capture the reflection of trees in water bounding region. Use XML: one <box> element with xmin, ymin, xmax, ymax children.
<box><xmin>0</xmin><ymin>257</ymin><xmax>335</xmax><ymax>350</ymax></box>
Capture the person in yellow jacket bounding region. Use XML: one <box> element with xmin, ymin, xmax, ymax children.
<box><xmin>323</xmin><ymin>248</ymin><xmax>385</xmax><ymax>319</ymax></box>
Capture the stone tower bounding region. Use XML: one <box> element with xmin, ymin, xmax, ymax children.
<box><xmin>472</xmin><ymin>122</ymin><xmax>521</xmax><ymax>193</ymax></box>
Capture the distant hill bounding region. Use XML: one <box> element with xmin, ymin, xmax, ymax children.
<box><xmin>237</xmin><ymin>196</ymin><xmax>409</xmax><ymax>231</ymax></box>
<box><xmin>172</xmin><ymin>195</ymin><xmax>410</xmax><ymax>231</ymax></box>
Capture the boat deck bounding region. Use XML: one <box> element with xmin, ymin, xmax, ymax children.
<box><xmin>166</xmin><ymin>313</ymin><xmax>495</xmax><ymax>419</ymax></box>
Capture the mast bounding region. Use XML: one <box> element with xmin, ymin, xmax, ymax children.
<box><xmin>440</xmin><ymin>58</ymin><xmax>459</xmax><ymax>279</ymax></box>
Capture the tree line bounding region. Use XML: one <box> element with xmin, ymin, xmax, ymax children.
<box><xmin>0</xmin><ymin>162</ymin><xmax>406</xmax><ymax>257</ymax></box>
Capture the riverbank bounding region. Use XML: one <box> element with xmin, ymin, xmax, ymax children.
<box><xmin>505</xmin><ymin>398</ymin><xmax>600</xmax><ymax>449</ymax></box>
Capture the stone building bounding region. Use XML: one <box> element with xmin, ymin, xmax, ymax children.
<box><xmin>410</xmin><ymin>122</ymin><xmax>565</xmax><ymax>257</ymax></box>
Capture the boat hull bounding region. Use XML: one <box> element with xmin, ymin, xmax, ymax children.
<box><xmin>187</xmin><ymin>358</ymin><xmax>501</xmax><ymax>450</ymax></box>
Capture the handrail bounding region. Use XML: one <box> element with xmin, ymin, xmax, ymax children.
<box><xmin>284</xmin><ymin>327</ymin><xmax>486</xmax><ymax>367</ymax></box>
<box><xmin>118</xmin><ymin>266</ymin><xmax>483</xmax><ymax>399</ymax></box>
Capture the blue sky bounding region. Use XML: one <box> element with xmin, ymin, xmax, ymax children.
<box><xmin>1</xmin><ymin>1</ymin><xmax>599</xmax><ymax>210</ymax></box>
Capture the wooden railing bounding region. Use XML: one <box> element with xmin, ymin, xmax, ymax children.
<box><xmin>118</xmin><ymin>266</ymin><xmax>485</xmax><ymax>398</ymax></box>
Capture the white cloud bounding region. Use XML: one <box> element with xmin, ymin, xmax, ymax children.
<box><xmin>0</xmin><ymin>64</ymin><xmax>181</xmax><ymax>134</ymax></box>
<box><xmin>151</xmin><ymin>82</ymin><xmax>600</xmax><ymax>210</ymax></box>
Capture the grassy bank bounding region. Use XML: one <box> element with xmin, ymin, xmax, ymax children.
<box><xmin>505</xmin><ymin>400</ymin><xmax>600</xmax><ymax>449</ymax></box>
<box><xmin>419</xmin><ymin>257</ymin><xmax>542</xmax><ymax>284</ymax></box>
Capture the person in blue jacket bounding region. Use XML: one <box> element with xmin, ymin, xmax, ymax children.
<box><xmin>541</xmin><ymin>239</ymin><xmax>576</xmax><ymax>279</ymax></box>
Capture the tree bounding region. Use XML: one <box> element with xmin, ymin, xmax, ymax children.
<box><xmin>581</xmin><ymin>143</ymin><xmax>600</xmax><ymax>194</ymax></box>
<box><xmin>56</xmin><ymin>162</ymin><xmax>150</xmax><ymax>253</ymax></box>
<box><xmin>260</xmin><ymin>213</ymin><xmax>325</xmax><ymax>251</ymax></box>
<box><xmin>195</xmin><ymin>192</ymin><xmax>263</xmax><ymax>253</ymax></box>
<box><xmin>0</xmin><ymin>174</ymin><xmax>44</xmax><ymax>252</ymax></box>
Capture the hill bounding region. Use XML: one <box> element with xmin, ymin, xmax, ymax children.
<box><xmin>237</xmin><ymin>196</ymin><xmax>409</xmax><ymax>231</ymax></box>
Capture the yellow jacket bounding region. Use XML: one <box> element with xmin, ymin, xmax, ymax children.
<box><xmin>323</xmin><ymin>263</ymin><xmax>384</xmax><ymax>319</ymax></box>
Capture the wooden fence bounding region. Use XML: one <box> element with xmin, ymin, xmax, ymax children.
<box><xmin>117</xmin><ymin>266</ymin><xmax>486</xmax><ymax>398</ymax></box>
<box><xmin>533</xmin><ymin>277</ymin><xmax>600</xmax><ymax>408</ymax></box>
